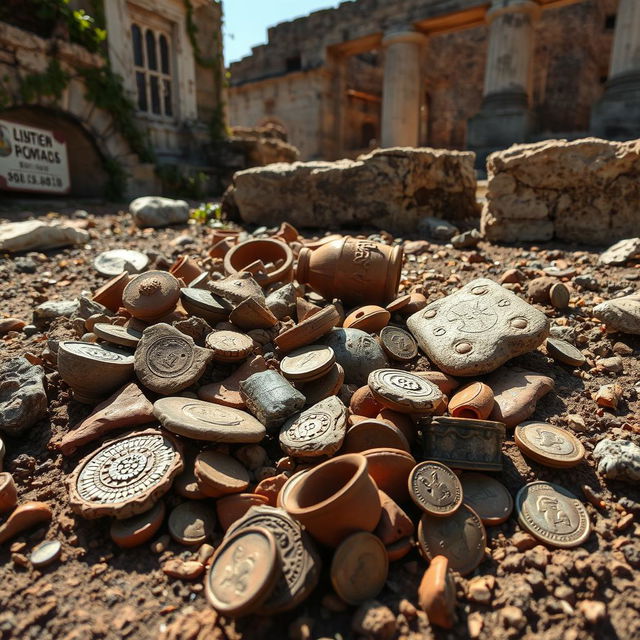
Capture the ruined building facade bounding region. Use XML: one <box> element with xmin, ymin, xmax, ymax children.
<box><xmin>228</xmin><ymin>0</ymin><xmax>638</xmax><ymax>166</ymax></box>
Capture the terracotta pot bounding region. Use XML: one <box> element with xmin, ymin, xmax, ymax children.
<box><xmin>211</xmin><ymin>228</ymin><xmax>240</xmax><ymax>245</ymax></box>
<box><xmin>448</xmin><ymin>382</ymin><xmax>494</xmax><ymax>420</ymax></box>
<box><xmin>342</xmin><ymin>419</ymin><xmax>410</xmax><ymax>454</ymax></box>
<box><xmin>224</xmin><ymin>238</ymin><xmax>294</xmax><ymax>286</ymax></box>
<box><xmin>92</xmin><ymin>272</ymin><xmax>131</xmax><ymax>312</ymax></box>
<box><xmin>296</xmin><ymin>236</ymin><xmax>403</xmax><ymax>307</ymax></box>
<box><xmin>273</xmin><ymin>222</ymin><xmax>299</xmax><ymax>244</ymax></box>
<box><xmin>303</xmin><ymin>234</ymin><xmax>343</xmax><ymax>250</ymax></box>
<box><xmin>169</xmin><ymin>255</ymin><xmax>204</xmax><ymax>284</ymax></box>
<box><xmin>283</xmin><ymin>453</ymin><xmax>381</xmax><ymax>547</ymax></box>
<box><xmin>362</xmin><ymin>448</ymin><xmax>415</xmax><ymax>504</ymax></box>
<box><xmin>276</xmin><ymin>467</ymin><xmax>313</xmax><ymax>510</ymax></box>
<box><xmin>216</xmin><ymin>493</ymin><xmax>269</xmax><ymax>532</ymax></box>
<box><xmin>0</xmin><ymin>472</ymin><xmax>17</xmax><ymax>514</ymax></box>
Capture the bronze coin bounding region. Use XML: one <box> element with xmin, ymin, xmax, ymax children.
<box><xmin>379</xmin><ymin>326</ymin><xmax>418</xmax><ymax>362</ymax></box>
<box><xmin>417</xmin><ymin>504</ymin><xmax>486</xmax><ymax>576</ymax></box>
<box><xmin>368</xmin><ymin>369</ymin><xmax>443</xmax><ymax>414</ymax></box>
<box><xmin>330</xmin><ymin>531</ymin><xmax>388</xmax><ymax>605</ymax></box>
<box><xmin>516</xmin><ymin>481</ymin><xmax>591</xmax><ymax>548</ymax></box>
<box><xmin>280</xmin><ymin>345</ymin><xmax>335</xmax><ymax>381</ymax></box>
<box><xmin>460</xmin><ymin>472</ymin><xmax>513</xmax><ymax>526</ymax></box>
<box><xmin>515</xmin><ymin>422</ymin><xmax>585</xmax><ymax>468</ymax></box>
<box><xmin>206</xmin><ymin>330</ymin><xmax>254</xmax><ymax>363</ymax></box>
<box><xmin>409</xmin><ymin>461</ymin><xmax>462</xmax><ymax>517</ymax></box>
<box><xmin>205</xmin><ymin>526</ymin><xmax>280</xmax><ymax>617</ymax></box>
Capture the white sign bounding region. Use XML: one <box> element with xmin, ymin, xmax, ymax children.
<box><xmin>0</xmin><ymin>119</ymin><xmax>70</xmax><ymax>194</ymax></box>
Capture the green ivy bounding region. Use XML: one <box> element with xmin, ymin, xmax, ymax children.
<box><xmin>19</xmin><ymin>58</ymin><xmax>69</xmax><ymax>103</ymax></box>
<box><xmin>102</xmin><ymin>155</ymin><xmax>127</xmax><ymax>201</ymax></box>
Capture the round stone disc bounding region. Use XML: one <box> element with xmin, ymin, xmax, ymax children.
<box><xmin>280</xmin><ymin>345</ymin><xmax>336</xmax><ymax>381</ymax></box>
<box><xmin>225</xmin><ymin>505</ymin><xmax>320</xmax><ymax>614</ymax></box>
<box><xmin>409</xmin><ymin>461</ymin><xmax>463</xmax><ymax>517</ymax></box>
<box><xmin>94</xmin><ymin>249</ymin><xmax>149</xmax><ymax>277</ymax></box>
<box><xmin>205</xmin><ymin>526</ymin><xmax>280</xmax><ymax>617</ymax></box>
<box><xmin>30</xmin><ymin>539</ymin><xmax>62</xmax><ymax>568</ymax></box>
<box><xmin>549</xmin><ymin>283</ymin><xmax>570</xmax><ymax>309</ymax></box>
<box><xmin>417</xmin><ymin>504</ymin><xmax>486</xmax><ymax>576</ymax></box>
<box><xmin>67</xmin><ymin>429</ymin><xmax>183</xmax><ymax>519</ymax></box>
<box><xmin>546</xmin><ymin>338</ymin><xmax>586</xmax><ymax>367</ymax></box>
<box><xmin>168</xmin><ymin>500</ymin><xmax>216</xmax><ymax>546</ymax></box>
<box><xmin>194</xmin><ymin>450</ymin><xmax>250</xmax><ymax>497</ymax></box>
<box><xmin>59</xmin><ymin>340</ymin><xmax>134</xmax><ymax>365</ymax></box>
<box><xmin>153</xmin><ymin>397</ymin><xmax>266</xmax><ymax>443</ymax></box>
<box><xmin>379</xmin><ymin>326</ymin><xmax>418</xmax><ymax>362</ymax></box>
<box><xmin>93</xmin><ymin>323</ymin><xmax>142</xmax><ymax>348</ymax></box>
<box><xmin>515</xmin><ymin>422</ymin><xmax>585</xmax><ymax>468</ymax></box>
<box><xmin>516</xmin><ymin>481</ymin><xmax>591</xmax><ymax>548</ymax></box>
<box><xmin>206</xmin><ymin>330</ymin><xmax>254</xmax><ymax>363</ymax></box>
<box><xmin>368</xmin><ymin>369</ymin><xmax>443</xmax><ymax>414</ymax></box>
<box><xmin>460</xmin><ymin>472</ymin><xmax>513</xmax><ymax>526</ymax></box>
<box><xmin>330</xmin><ymin>531</ymin><xmax>388</xmax><ymax>605</ymax></box>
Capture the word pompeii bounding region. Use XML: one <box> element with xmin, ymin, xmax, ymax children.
<box><xmin>11</xmin><ymin>127</ymin><xmax>62</xmax><ymax>163</ymax></box>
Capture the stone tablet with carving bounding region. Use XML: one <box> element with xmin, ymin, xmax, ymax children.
<box><xmin>516</xmin><ymin>481</ymin><xmax>590</xmax><ymax>548</ymax></box>
<box><xmin>225</xmin><ymin>505</ymin><xmax>320</xmax><ymax>614</ymax></box>
<box><xmin>67</xmin><ymin>429</ymin><xmax>183</xmax><ymax>519</ymax></box>
<box><xmin>279</xmin><ymin>396</ymin><xmax>347</xmax><ymax>458</ymax></box>
<box><xmin>134</xmin><ymin>323</ymin><xmax>212</xmax><ymax>394</ymax></box>
<box><xmin>407</xmin><ymin>278</ymin><xmax>549</xmax><ymax>376</ymax></box>
<box><xmin>368</xmin><ymin>369</ymin><xmax>443</xmax><ymax>414</ymax></box>
<box><xmin>153</xmin><ymin>397</ymin><xmax>266</xmax><ymax>443</ymax></box>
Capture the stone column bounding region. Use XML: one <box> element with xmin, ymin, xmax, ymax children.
<box><xmin>381</xmin><ymin>28</ymin><xmax>427</xmax><ymax>148</ymax></box>
<box><xmin>591</xmin><ymin>0</ymin><xmax>640</xmax><ymax>139</ymax></box>
<box><xmin>467</xmin><ymin>0</ymin><xmax>539</xmax><ymax>167</ymax></box>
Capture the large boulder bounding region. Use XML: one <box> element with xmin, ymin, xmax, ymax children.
<box><xmin>224</xmin><ymin>147</ymin><xmax>478</xmax><ymax>233</ymax></box>
<box><xmin>482</xmin><ymin>138</ymin><xmax>640</xmax><ymax>244</ymax></box>
<box><xmin>129</xmin><ymin>196</ymin><xmax>189</xmax><ymax>228</ymax></box>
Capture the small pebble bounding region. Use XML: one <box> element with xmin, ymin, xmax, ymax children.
<box><xmin>30</xmin><ymin>539</ymin><xmax>62</xmax><ymax>568</ymax></box>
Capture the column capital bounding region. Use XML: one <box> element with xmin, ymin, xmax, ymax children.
<box><xmin>382</xmin><ymin>28</ymin><xmax>427</xmax><ymax>49</ymax></box>
<box><xmin>487</xmin><ymin>0</ymin><xmax>540</xmax><ymax>23</ymax></box>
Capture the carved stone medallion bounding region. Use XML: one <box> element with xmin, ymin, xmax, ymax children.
<box><xmin>368</xmin><ymin>368</ymin><xmax>443</xmax><ymax>414</ymax></box>
<box><xmin>516</xmin><ymin>481</ymin><xmax>591</xmax><ymax>548</ymax></box>
<box><xmin>67</xmin><ymin>429</ymin><xmax>183</xmax><ymax>519</ymax></box>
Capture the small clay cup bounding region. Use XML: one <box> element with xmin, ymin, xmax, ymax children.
<box><xmin>363</xmin><ymin>448</ymin><xmax>416</xmax><ymax>504</ymax></box>
<box><xmin>211</xmin><ymin>228</ymin><xmax>240</xmax><ymax>245</ymax></box>
<box><xmin>92</xmin><ymin>272</ymin><xmax>131</xmax><ymax>312</ymax></box>
<box><xmin>169</xmin><ymin>255</ymin><xmax>204</xmax><ymax>284</ymax></box>
<box><xmin>448</xmin><ymin>382</ymin><xmax>494</xmax><ymax>420</ymax></box>
<box><xmin>215</xmin><ymin>493</ymin><xmax>269</xmax><ymax>532</ymax></box>
<box><xmin>296</xmin><ymin>236</ymin><xmax>403</xmax><ymax>307</ymax></box>
<box><xmin>282</xmin><ymin>453</ymin><xmax>381</xmax><ymax>547</ymax></box>
<box><xmin>209</xmin><ymin>237</ymin><xmax>235</xmax><ymax>260</ymax></box>
<box><xmin>224</xmin><ymin>239</ymin><xmax>294</xmax><ymax>286</ymax></box>
<box><xmin>0</xmin><ymin>472</ymin><xmax>18</xmax><ymax>513</ymax></box>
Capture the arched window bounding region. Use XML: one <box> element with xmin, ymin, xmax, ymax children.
<box><xmin>132</xmin><ymin>24</ymin><xmax>173</xmax><ymax>118</ymax></box>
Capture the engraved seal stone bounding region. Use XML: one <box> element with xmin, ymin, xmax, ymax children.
<box><xmin>279</xmin><ymin>396</ymin><xmax>347</xmax><ymax>458</ymax></box>
<box><xmin>368</xmin><ymin>368</ymin><xmax>443</xmax><ymax>414</ymax></box>
<box><xmin>67</xmin><ymin>429</ymin><xmax>183</xmax><ymax>519</ymax></box>
<box><xmin>516</xmin><ymin>481</ymin><xmax>591</xmax><ymax>548</ymax></box>
<box><xmin>406</xmin><ymin>278</ymin><xmax>550</xmax><ymax>376</ymax></box>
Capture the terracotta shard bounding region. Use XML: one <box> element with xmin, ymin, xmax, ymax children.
<box><xmin>275</xmin><ymin>304</ymin><xmax>340</xmax><ymax>353</ymax></box>
<box><xmin>0</xmin><ymin>501</ymin><xmax>53</xmax><ymax>544</ymax></box>
<box><xmin>417</xmin><ymin>555</ymin><xmax>457</xmax><ymax>629</ymax></box>
<box><xmin>208</xmin><ymin>272</ymin><xmax>266</xmax><ymax>307</ymax></box>
<box><xmin>59</xmin><ymin>382</ymin><xmax>154</xmax><ymax>456</ymax></box>
<box><xmin>229</xmin><ymin>298</ymin><xmax>278</xmax><ymax>330</ymax></box>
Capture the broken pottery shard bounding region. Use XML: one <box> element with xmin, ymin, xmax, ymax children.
<box><xmin>592</xmin><ymin>439</ymin><xmax>640</xmax><ymax>484</ymax></box>
<box><xmin>406</xmin><ymin>278</ymin><xmax>550</xmax><ymax>376</ymax></box>
<box><xmin>279</xmin><ymin>396</ymin><xmax>347</xmax><ymax>459</ymax></box>
<box><xmin>0</xmin><ymin>357</ymin><xmax>47</xmax><ymax>436</ymax></box>
<box><xmin>599</xmin><ymin>238</ymin><xmax>640</xmax><ymax>265</ymax></box>
<box><xmin>240</xmin><ymin>370</ymin><xmax>306</xmax><ymax>430</ymax></box>
<box><xmin>198</xmin><ymin>355</ymin><xmax>268</xmax><ymax>409</ymax></box>
<box><xmin>0</xmin><ymin>220</ymin><xmax>89</xmax><ymax>252</ymax></box>
<box><xmin>486</xmin><ymin>367</ymin><xmax>554</xmax><ymax>428</ymax></box>
<box><xmin>593</xmin><ymin>293</ymin><xmax>640</xmax><ymax>335</ymax></box>
<box><xmin>266</xmin><ymin>283</ymin><xmax>299</xmax><ymax>320</ymax></box>
<box><xmin>59</xmin><ymin>382</ymin><xmax>154</xmax><ymax>455</ymax></box>
<box><xmin>320</xmin><ymin>328</ymin><xmax>389</xmax><ymax>387</ymax></box>
<box><xmin>208</xmin><ymin>272</ymin><xmax>266</xmax><ymax>306</ymax></box>
<box><xmin>134</xmin><ymin>323</ymin><xmax>212</xmax><ymax>394</ymax></box>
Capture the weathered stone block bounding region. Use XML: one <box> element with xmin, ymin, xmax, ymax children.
<box><xmin>482</xmin><ymin>138</ymin><xmax>640</xmax><ymax>244</ymax></box>
<box><xmin>225</xmin><ymin>147</ymin><xmax>478</xmax><ymax>233</ymax></box>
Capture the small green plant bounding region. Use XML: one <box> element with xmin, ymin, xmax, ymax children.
<box><xmin>190</xmin><ymin>202</ymin><xmax>224</xmax><ymax>226</ymax></box>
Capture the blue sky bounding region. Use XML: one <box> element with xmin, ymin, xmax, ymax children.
<box><xmin>223</xmin><ymin>1</ymin><xmax>342</xmax><ymax>65</ymax></box>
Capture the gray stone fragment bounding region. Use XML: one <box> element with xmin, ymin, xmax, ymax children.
<box><xmin>451</xmin><ymin>228</ymin><xmax>482</xmax><ymax>249</ymax></box>
<box><xmin>239</xmin><ymin>370</ymin><xmax>305</xmax><ymax>430</ymax></box>
<box><xmin>593</xmin><ymin>439</ymin><xmax>640</xmax><ymax>484</ymax></box>
<box><xmin>0</xmin><ymin>436</ymin><xmax>5</xmax><ymax>471</ymax></box>
<box><xmin>129</xmin><ymin>196</ymin><xmax>189</xmax><ymax>228</ymax></box>
<box><xmin>0</xmin><ymin>358</ymin><xmax>47</xmax><ymax>435</ymax></box>
<box><xmin>320</xmin><ymin>328</ymin><xmax>389</xmax><ymax>386</ymax></box>
<box><xmin>573</xmin><ymin>275</ymin><xmax>599</xmax><ymax>291</ymax></box>
<box><xmin>0</xmin><ymin>220</ymin><xmax>89</xmax><ymax>252</ymax></box>
<box><xmin>599</xmin><ymin>238</ymin><xmax>640</xmax><ymax>265</ymax></box>
<box><xmin>33</xmin><ymin>300</ymin><xmax>79</xmax><ymax>324</ymax></box>
<box><xmin>407</xmin><ymin>278</ymin><xmax>550</xmax><ymax>376</ymax></box>
<box><xmin>265</xmin><ymin>283</ymin><xmax>299</xmax><ymax>320</ymax></box>
<box><xmin>418</xmin><ymin>216</ymin><xmax>459</xmax><ymax>241</ymax></box>
<box><xmin>593</xmin><ymin>293</ymin><xmax>640</xmax><ymax>335</ymax></box>
<box><xmin>74</xmin><ymin>295</ymin><xmax>113</xmax><ymax>320</ymax></box>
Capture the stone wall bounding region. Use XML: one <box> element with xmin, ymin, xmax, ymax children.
<box><xmin>481</xmin><ymin>137</ymin><xmax>640</xmax><ymax>244</ymax></box>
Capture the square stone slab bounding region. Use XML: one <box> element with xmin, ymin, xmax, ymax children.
<box><xmin>406</xmin><ymin>278</ymin><xmax>549</xmax><ymax>376</ymax></box>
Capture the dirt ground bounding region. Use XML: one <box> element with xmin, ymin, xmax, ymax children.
<box><xmin>0</xmin><ymin>200</ymin><xmax>638</xmax><ymax>640</ymax></box>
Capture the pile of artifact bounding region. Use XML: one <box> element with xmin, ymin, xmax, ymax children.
<box><xmin>1</xmin><ymin>223</ymin><xmax>604</xmax><ymax>624</ymax></box>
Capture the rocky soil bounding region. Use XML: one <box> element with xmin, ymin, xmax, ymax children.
<box><xmin>0</xmin><ymin>201</ymin><xmax>639</xmax><ymax>640</ymax></box>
